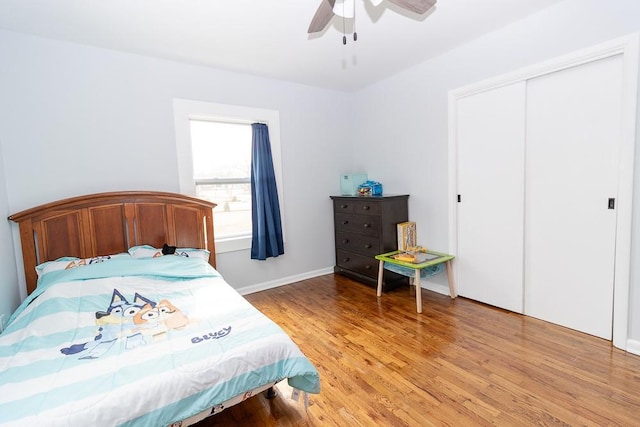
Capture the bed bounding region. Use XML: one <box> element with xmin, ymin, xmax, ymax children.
<box><xmin>2</xmin><ymin>191</ymin><xmax>320</xmax><ymax>426</ymax></box>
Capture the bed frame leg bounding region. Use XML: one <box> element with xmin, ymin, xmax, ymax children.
<box><xmin>265</xmin><ymin>386</ymin><xmax>278</xmax><ymax>399</ymax></box>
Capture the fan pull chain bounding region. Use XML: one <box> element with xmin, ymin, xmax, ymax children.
<box><xmin>342</xmin><ymin>1</ymin><xmax>347</xmax><ymax>45</ymax></box>
<box><xmin>341</xmin><ymin>0</ymin><xmax>357</xmax><ymax>45</ymax></box>
<box><xmin>353</xmin><ymin>0</ymin><xmax>358</xmax><ymax>41</ymax></box>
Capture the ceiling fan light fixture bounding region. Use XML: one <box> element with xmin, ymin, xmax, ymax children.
<box><xmin>307</xmin><ymin>0</ymin><xmax>437</xmax><ymax>36</ymax></box>
<box><xmin>333</xmin><ymin>0</ymin><xmax>355</xmax><ymax>18</ymax></box>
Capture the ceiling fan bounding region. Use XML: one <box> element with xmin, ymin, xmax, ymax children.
<box><xmin>308</xmin><ymin>0</ymin><xmax>437</xmax><ymax>36</ymax></box>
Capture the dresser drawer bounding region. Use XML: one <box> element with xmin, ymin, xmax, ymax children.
<box><xmin>334</xmin><ymin>213</ymin><xmax>380</xmax><ymax>237</ymax></box>
<box><xmin>336</xmin><ymin>249</ymin><xmax>378</xmax><ymax>279</ymax></box>
<box><xmin>335</xmin><ymin>232</ymin><xmax>380</xmax><ymax>257</ymax></box>
<box><xmin>350</xmin><ymin>200</ymin><xmax>380</xmax><ymax>216</ymax></box>
<box><xmin>333</xmin><ymin>200</ymin><xmax>354</xmax><ymax>213</ymax></box>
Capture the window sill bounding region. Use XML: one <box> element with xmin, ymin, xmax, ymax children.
<box><xmin>215</xmin><ymin>236</ymin><xmax>251</xmax><ymax>253</ymax></box>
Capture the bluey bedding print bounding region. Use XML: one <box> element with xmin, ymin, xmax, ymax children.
<box><xmin>0</xmin><ymin>256</ymin><xmax>320</xmax><ymax>426</ymax></box>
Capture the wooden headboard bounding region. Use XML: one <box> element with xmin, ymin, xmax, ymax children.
<box><xmin>8</xmin><ymin>191</ymin><xmax>216</xmax><ymax>295</ymax></box>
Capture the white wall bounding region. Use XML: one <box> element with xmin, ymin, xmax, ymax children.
<box><xmin>352</xmin><ymin>0</ymin><xmax>640</xmax><ymax>340</ymax></box>
<box><xmin>0</xmin><ymin>29</ymin><xmax>353</xmax><ymax>307</ymax></box>
<box><xmin>0</xmin><ymin>142</ymin><xmax>19</xmax><ymax>326</ymax></box>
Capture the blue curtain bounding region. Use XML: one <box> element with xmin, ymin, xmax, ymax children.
<box><xmin>250</xmin><ymin>123</ymin><xmax>284</xmax><ymax>260</ymax></box>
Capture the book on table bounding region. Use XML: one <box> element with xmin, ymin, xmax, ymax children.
<box><xmin>397</xmin><ymin>221</ymin><xmax>417</xmax><ymax>251</ymax></box>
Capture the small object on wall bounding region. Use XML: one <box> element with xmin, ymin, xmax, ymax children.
<box><xmin>357</xmin><ymin>180</ymin><xmax>383</xmax><ymax>196</ymax></box>
<box><xmin>397</xmin><ymin>221</ymin><xmax>417</xmax><ymax>251</ymax></box>
<box><xmin>340</xmin><ymin>173</ymin><xmax>368</xmax><ymax>196</ymax></box>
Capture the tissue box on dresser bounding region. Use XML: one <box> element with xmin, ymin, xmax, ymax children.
<box><xmin>340</xmin><ymin>173</ymin><xmax>368</xmax><ymax>196</ymax></box>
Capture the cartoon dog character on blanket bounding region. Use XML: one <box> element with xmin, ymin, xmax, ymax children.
<box><xmin>131</xmin><ymin>298</ymin><xmax>190</xmax><ymax>341</ymax></box>
<box><xmin>60</xmin><ymin>289</ymin><xmax>188</xmax><ymax>359</ymax></box>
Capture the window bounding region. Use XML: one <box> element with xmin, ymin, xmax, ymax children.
<box><xmin>173</xmin><ymin>99</ymin><xmax>284</xmax><ymax>253</ymax></box>
<box><xmin>190</xmin><ymin>120</ymin><xmax>252</xmax><ymax>240</ymax></box>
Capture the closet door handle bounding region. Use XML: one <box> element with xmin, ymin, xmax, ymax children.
<box><xmin>608</xmin><ymin>198</ymin><xmax>615</xmax><ymax>209</ymax></box>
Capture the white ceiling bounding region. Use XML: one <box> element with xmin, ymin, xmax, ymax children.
<box><xmin>0</xmin><ymin>0</ymin><xmax>566</xmax><ymax>92</ymax></box>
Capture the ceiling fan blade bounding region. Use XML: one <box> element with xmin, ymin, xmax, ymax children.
<box><xmin>308</xmin><ymin>0</ymin><xmax>337</xmax><ymax>33</ymax></box>
<box><xmin>387</xmin><ymin>0</ymin><xmax>437</xmax><ymax>15</ymax></box>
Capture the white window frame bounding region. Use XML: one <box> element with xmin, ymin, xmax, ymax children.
<box><xmin>173</xmin><ymin>99</ymin><xmax>285</xmax><ymax>253</ymax></box>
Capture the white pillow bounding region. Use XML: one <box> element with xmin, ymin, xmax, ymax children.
<box><xmin>173</xmin><ymin>248</ymin><xmax>210</xmax><ymax>261</ymax></box>
<box><xmin>35</xmin><ymin>253</ymin><xmax>130</xmax><ymax>277</ymax></box>
<box><xmin>128</xmin><ymin>245</ymin><xmax>210</xmax><ymax>261</ymax></box>
<box><xmin>128</xmin><ymin>245</ymin><xmax>164</xmax><ymax>258</ymax></box>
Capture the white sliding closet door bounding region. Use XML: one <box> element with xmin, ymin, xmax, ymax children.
<box><xmin>456</xmin><ymin>82</ymin><xmax>526</xmax><ymax>313</ymax></box>
<box><xmin>523</xmin><ymin>55</ymin><xmax>623</xmax><ymax>340</ymax></box>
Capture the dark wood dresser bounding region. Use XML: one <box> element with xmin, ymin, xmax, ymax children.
<box><xmin>330</xmin><ymin>194</ymin><xmax>409</xmax><ymax>291</ymax></box>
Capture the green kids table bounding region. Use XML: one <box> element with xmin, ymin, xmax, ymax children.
<box><xmin>375</xmin><ymin>250</ymin><xmax>456</xmax><ymax>313</ymax></box>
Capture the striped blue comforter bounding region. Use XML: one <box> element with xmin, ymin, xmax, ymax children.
<box><xmin>0</xmin><ymin>257</ymin><xmax>320</xmax><ymax>426</ymax></box>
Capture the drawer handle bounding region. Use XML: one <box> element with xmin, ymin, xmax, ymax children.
<box><xmin>363</xmin><ymin>223</ymin><xmax>371</xmax><ymax>228</ymax></box>
<box><xmin>342</xmin><ymin>220</ymin><xmax>349</xmax><ymax>225</ymax></box>
<box><xmin>363</xmin><ymin>206</ymin><xmax>370</xmax><ymax>210</ymax></box>
<box><xmin>340</xmin><ymin>204</ymin><xmax>348</xmax><ymax>209</ymax></box>
<box><xmin>342</xmin><ymin>239</ymin><xmax>350</xmax><ymax>244</ymax></box>
<box><xmin>364</xmin><ymin>244</ymin><xmax>372</xmax><ymax>249</ymax></box>
<box><xmin>365</xmin><ymin>265</ymin><xmax>372</xmax><ymax>270</ymax></box>
<box><xmin>342</xmin><ymin>257</ymin><xmax>350</xmax><ymax>263</ymax></box>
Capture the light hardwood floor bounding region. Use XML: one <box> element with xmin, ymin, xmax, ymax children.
<box><xmin>198</xmin><ymin>274</ymin><xmax>640</xmax><ymax>426</ymax></box>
